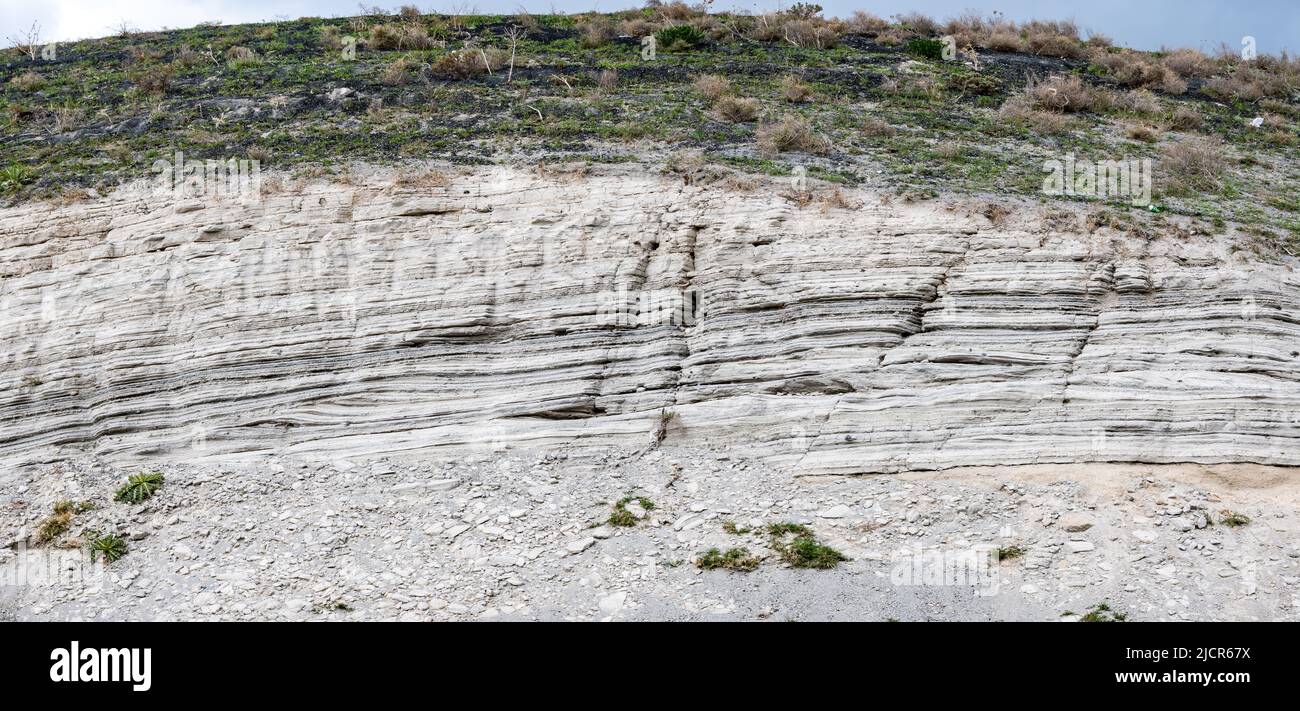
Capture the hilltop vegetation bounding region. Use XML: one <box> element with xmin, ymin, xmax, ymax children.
<box><xmin>2</xmin><ymin>3</ymin><xmax>1298</xmax><ymax>255</ymax></box>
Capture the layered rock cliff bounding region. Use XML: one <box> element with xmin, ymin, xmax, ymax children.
<box><xmin>1</xmin><ymin>166</ymin><xmax>1297</xmax><ymax>474</ymax></box>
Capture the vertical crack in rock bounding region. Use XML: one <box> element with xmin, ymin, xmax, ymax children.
<box><xmin>1062</xmin><ymin>262</ymin><xmax>1118</xmax><ymax>400</ymax></box>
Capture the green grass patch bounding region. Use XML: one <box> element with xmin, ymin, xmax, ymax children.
<box><xmin>1218</xmin><ymin>510</ymin><xmax>1251</xmax><ymax>527</ymax></box>
<box><xmin>1080</xmin><ymin>602</ymin><xmax>1127</xmax><ymax>622</ymax></box>
<box><xmin>608</xmin><ymin>495</ymin><xmax>655</xmax><ymax>527</ymax></box>
<box><xmin>996</xmin><ymin>545</ymin><xmax>1026</xmax><ymax>560</ymax></box>
<box><xmin>695</xmin><ymin>547</ymin><xmax>761</xmax><ymax>572</ymax></box>
<box><xmin>767</xmin><ymin>522</ymin><xmax>847</xmax><ymax>569</ymax></box>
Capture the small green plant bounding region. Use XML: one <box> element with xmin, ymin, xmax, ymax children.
<box><xmin>905</xmin><ymin>38</ymin><xmax>945</xmax><ymax>61</ymax></box>
<box><xmin>1079</xmin><ymin>602</ymin><xmax>1127</xmax><ymax>622</ymax></box>
<box><xmin>696</xmin><ymin>547</ymin><xmax>761</xmax><ymax>571</ymax></box>
<box><xmin>996</xmin><ymin>545</ymin><xmax>1026</xmax><ymax>560</ymax></box>
<box><xmin>608</xmin><ymin>495</ymin><xmax>655</xmax><ymax>527</ymax></box>
<box><xmin>1218</xmin><ymin>510</ymin><xmax>1251</xmax><ymax>527</ymax></box>
<box><xmin>767</xmin><ymin>522</ymin><xmax>847</xmax><ymax>569</ymax></box>
<box><xmin>313</xmin><ymin>600</ymin><xmax>353</xmax><ymax>613</ymax></box>
<box><xmin>721</xmin><ymin>520</ymin><xmax>751</xmax><ymax>535</ymax></box>
<box><xmin>766</xmin><ymin>522</ymin><xmax>811</xmax><ymax>537</ymax></box>
<box><xmin>88</xmin><ymin>532</ymin><xmax>128</xmax><ymax>564</ymax></box>
<box><xmin>225</xmin><ymin>46</ymin><xmax>260</xmax><ymax>70</ymax></box>
<box><xmin>655</xmin><ymin>24</ymin><xmax>706</xmax><ymax>52</ymax></box>
<box><xmin>0</xmin><ymin>163</ymin><xmax>34</xmax><ymax>194</ymax></box>
<box><xmin>114</xmin><ymin>471</ymin><xmax>165</xmax><ymax>504</ymax></box>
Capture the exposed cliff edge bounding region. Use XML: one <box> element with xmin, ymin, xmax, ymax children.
<box><xmin>2</xmin><ymin>165</ymin><xmax>1297</xmax><ymax>473</ymax></box>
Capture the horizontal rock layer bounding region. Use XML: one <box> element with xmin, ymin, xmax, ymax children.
<box><xmin>1</xmin><ymin>167</ymin><xmax>1297</xmax><ymax>474</ymax></box>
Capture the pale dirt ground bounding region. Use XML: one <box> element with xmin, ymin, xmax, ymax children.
<box><xmin>2</xmin><ymin>448</ymin><xmax>1297</xmax><ymax>622</ymax></box>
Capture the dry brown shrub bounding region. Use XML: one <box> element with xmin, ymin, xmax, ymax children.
<box><xmin>757</xmin><ymin>114</ymin><xmax>828</xmax><ymax>155</ymax></box>
<box><xmin>1168</xmin><ymin>105</ymin><xmax>1203</xmax><ymax>131</ymax></box>
<box><xmin>782</xmin><ymin>19</ymin><xmax>839</xmax><ymax>49</ymax></box>
<box><xmin>394</xmin><ymin>169</ymin><xmax>449</xmax><ymax>189</ymax></box>
<box><xmin>819</xmin><ymin>188</ymin><xmax>861</xmax><ymax>211</ymax></box>
<box><xmin>895</xmin><ymin>12</ymin><xmax>939</xmax><ymax>37</ymax></box>
<box><xmin>860</xmin><ymin>117</ymin><xmax>895</xmax><ymax>136</ymax></box>
<box><xmin>1160</xmin><ymin>69</ymin><xmax>1188</xmax><ymax>95</ymax></box>
<box><xmin>1162</xmin><ymin>48</ymin><xmax>1216</xmax><ymax>78</ymax></box>
<box><xmin>876</xmin><ymin>28</ymin><xmax>907</xmax><ymax>47</ymax></box>
<box><xmin>1125</xmin><ymin>123</ymin><xmax>1161</xmax><ymax>142</ymax></box>
<box><xmin>1027</xmin><ymin>33</ymin><xmax>1085</xmax><ymax>59</ymax></box>
<box><xmin>10</xmin><ymin>71</ymin><xmax>45</xmax><ymax>91</ymax></box>
<box><xmin>934</xmin><ymin>141</ymin><xmax>964</xmax><ymax>159</ymax></box>
<box><xmin>713</xmin><ymin>96</ymin><xmax>760</xmax><ymax>122</ymax></box>
<box><xmin>131</xmin><ymin>64</ymin><xmax>174</xmax><ymax>94</ymax></box>
<box><xmin>430</xmin><ymin>48</ymin><xmax>506</xmax><ymax>78</ymax></box>
<box><xmin>174</xmin><ymin>44</ymin><xmax>205</xmax><ymax>68</ymax></box>
<box><xmin>1115</xmin><ymin>89</ymin><xmax>1161</xmax><ymax>114</ymax></box>
<box><xmin>619</xmin><ymin>18</ymin><xmax>652</xmax><ymax>37</ymax></box>
<box><xmin>380</xmin><ymin>56</ymin><xmax>416</xmax><ymax>85</ymax></box>
<box><xmin>998</xmin><ymin>94</ymin><xmax>1072</xmax><ymax>133</ymax></box>
<box><xmin>781</xmin><ymin>74</ymin><xmax>813</xmax><ymax>103</ymax></box>
<box><xmin>577</xmin><ymin>16</ymin><xmax>617</xmax><ymax>48</ymax></box>
<box><xmin>1025</xmin><ymin>74</ymin><xmax>1110</xmax><ymax>113</ymax></box>
<box><xmin>847</xmin><ymin>11</ymin><xmax>888</xmax><ymax>35</ymax></box>
<box><xmin>1158</xmin><ymin>138</ymin><xmax>1226</xmax><ymax>194</ymax></box>
<box><xmin>747</xmin><ymin>13</ymin><xmax>784</xmax><ymax>42</ymax></box>
<box><xmin>652</xmin><ymin>1</ymin><xmax>697</xmax><ymax>22</ymax></box>
<box><xmin>986</xmin><ymin>31</ymin><xmax>1023</xmax><ymax>52</ymax></box>
<box><xmin>692</xmin><ymin>74</ymin><xmax>732</xmax><ymax>101</ymax></box>
<box><xmin>1085</xmin><ymin>32</ymin><xmax>1112</xmax><ymax>48</ymax></box>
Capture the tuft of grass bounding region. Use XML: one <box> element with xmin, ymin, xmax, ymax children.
<box><xmin>996</xmin><ymin>545</ymin><xmax>1025</xmax><ymax>560</ymax></box>
<box><xmin>35</xmin><ymin>499</ymin><xmax>94</xmax><ymax>544</ymax></box>
<box><xmin>780</xmin><ymin>74</ymin><xmax>813</xmax><ymax>103</ymax></box>
<box><xmin>430</xmin><ymin>47</ymin><xmax>506</xmax><ymax>78</ymax></box>
<box><xmin>130</xmin><ymin>64</ymin><xmax>174</xmax><ymax>94</ymax></box>
<box><xmin>696</xmin><ymin>547</ymin><xmax>761</xmax><ymax>571</ymax></box>
<box><xmin>1158</xmin><ymin>138</ymin><xmax>1226</xmax><ymax>195</ymax></box>
<box><xmin>1218</xmin><ymin>510</ymin><xmax>1251</xmax><ymax>527</ymax></box>
<box><xmin>1168</xmin><ymin>105</ymin><xmax>1203</xmax><ymax>131</ymax></box>
<box><xmin>1079</xmin><ymin>602</ymin><xmax>1127</xmax><ymax>622</ymax></box>
<box><xmin>757</xmin><ymin>115</ymin><xmax>827</xmax><ymax>155</ymax></box>
<box><xmin>380</xmin><ymin>55</ymin><xmax>418</xmax><ymax>85</ymax></box>
<box><xmin>10</xmin><ymin>71</ymin><xmax>46</xmax><ymax>91</ymax></box>
<box><xmin>767</xmin><ymin>522</ymin><xmax>847</xmax><ymax>569</ymax></box>
<box><xmin>225</xmin><ymin>46</ymin><xmax>259</xmax><ymax>70</ymax></box>
<box><xmin>114</xmin><ymin>471</ymin><xmax>165</xmax><ymax>504</ymax></box>
<box><xmin>692</xmin><ymin>74</ymin><xmax>732</xmax><ymax>101</ymax></box>
<box><xmin>721</xmin><ymin>520</ymin><xmax>751</xmax><ymax>535</ymax></box>
<box><xmin>88</xmin><ymin>532</ymin><xmax>128</xmax><ymax>564</ymax></box>
<box><xmin>1023</xmin><ymin>74</ymin><xmax>1112</xmax><ymax>113</ymax></box>
<box><xmin>714</xmin><ymin>96</ymin><xmax>760</xmax><ymax>123</ymax></box>
<box><xmin>608</xmin><ymin>495</ymin><xmax>655</xmax><ymax>527</ymax></box>
<box><xmin>1125</xmin><ymin>123</ymin><xmax>1161</xmax><ymax>143</ymax></box>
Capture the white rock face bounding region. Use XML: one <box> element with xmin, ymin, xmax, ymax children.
<box><xmin>1</xmin><ymin>166</ymin><xmax>1297</xmax><ymax>473</ymax></box>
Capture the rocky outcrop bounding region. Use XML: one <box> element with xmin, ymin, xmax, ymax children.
<box><xmin>1</xmin><ymin>166</ymin><xmax>1297</xmax><ymax>473</ymax></box>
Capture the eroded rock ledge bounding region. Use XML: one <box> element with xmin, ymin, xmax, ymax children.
<box><xmin>1</xmin><ymin>166</ymin><xmax>1297</xmax><ymax>474</ymax></box>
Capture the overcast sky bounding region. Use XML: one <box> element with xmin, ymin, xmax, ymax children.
<box><xmin>3</xmin><ymin>1</ymin><xmax>1298</xmax><ymax>53</ymax></box>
